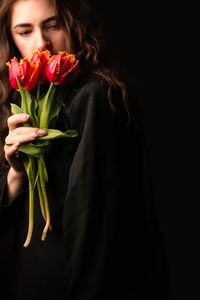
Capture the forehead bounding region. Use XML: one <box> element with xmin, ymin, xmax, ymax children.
<box><xmin>10</xmin><ymin>0</ymin><xmax>57</xmax><ymax>26</ymax></box>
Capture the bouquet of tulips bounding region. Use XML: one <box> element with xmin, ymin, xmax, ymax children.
<box><xmin>6</xmin><ymin>50</ymin><xmax>79</xmax><ymax>247</ymax></box>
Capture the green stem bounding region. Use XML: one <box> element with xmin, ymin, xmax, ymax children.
<box><xmin>37</xmin><ymin>178</ymin><xmax>46</xmax><ymax>222</ymax></box>
<box><xmin>41</xmin><ymin>184</ymin><xmax>52</xmax><ymax>241</ymax></box>
<box><xmin>23</xmin><ymin>183</ymin><xmax>34</xmax><ymax>248</ymax></box>
<box><xmin>36</xmin><ymin>83</ymin><xmax>40</xmax><ymax>101</ymax></box>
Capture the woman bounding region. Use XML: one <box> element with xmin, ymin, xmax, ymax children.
<box><xmin>0</xmin><ymin>0</ymin><xmax>169</xmax><ymax>299</ymax></box>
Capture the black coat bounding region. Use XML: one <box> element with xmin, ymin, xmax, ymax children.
<box><xmin>0</xmin><ymin>74</ymin><xmax>169</xmax><ymax>300</ymax></box>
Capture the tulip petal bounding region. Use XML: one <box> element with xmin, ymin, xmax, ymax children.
<box><xmin>54</xmin><ymin>59</ymin><xmax>79</xmax><ymax>85</ymax></box>
<box><xmin>46</xmin><ymin>54</ymin><xmax>61</xmax><ymax>82</ymax></box>
<box><xmin>7</xmin><ymin>57</ymin><xmax>24</xmax><ymax>90</ymax></box>
<box><xmin>31</xmin><ymin>50</ymin><xmax>50</xmax><ymax>84</ymax></box>
<box><xmin>45</xmin><ymin>51</ymin><xmax>78</xmax><ymax>85</ymax></box>
<box><xmin>21</xmin><ymin>59</ymin><xmax>39</xmax><ymax>90</ymax></box>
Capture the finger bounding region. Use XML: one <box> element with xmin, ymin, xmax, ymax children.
<box><xmin>4</xmin><ymin>143</ymin><xmax>25</xmax><ymax>172</ymax></box>
<box><xmin>7</xmin><ymin>114</ymin><xmax>30</xmax><ymax>131</ymax></box>
<box><xmin>5</xmin><ymin>128</ymin><xmax>47</xmax><ymax>145</ymax></box>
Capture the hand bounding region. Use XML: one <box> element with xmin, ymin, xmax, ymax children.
<box><xmin>4</xmin><ymin>113</ymin><xmax>46</xmax><ymax>172</ymax></box>
<box><xmin>4</xmin><ymin>113</ymin><xmax>47</xmax><ymax>202</ymax></box>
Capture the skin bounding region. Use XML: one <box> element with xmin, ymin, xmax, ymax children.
<box><xmin>10</xmin><ymin>0</ymin><xmax>71</xmax><ymax>58</ymax></box>
<box><xmin>5</xmin><ymin>0</ymin><xmax>70</xmax><ymax>202</ymax></box>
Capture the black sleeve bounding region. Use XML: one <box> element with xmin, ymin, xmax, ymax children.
<box><xmin>0</xmin><ymin>168</ymin><xmax>26</xmax><ymax>210</ymax></box>
<box><xmin>0</xmin><ymin>170</ymin><xmax>9</xmax><ymax>209</ymax></box>
<box><xmin>61</xmin><ymin>80</ymin><xmax>169</xmax><ymax>300</ymax></box>
<box><xmin>0</xmin><ymin>169</ymin><xmax>23</xmax><ymax>300</ymax></box>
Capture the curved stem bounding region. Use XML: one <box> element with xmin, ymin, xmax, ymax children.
<box><xmin>23</xmin><ymin>184</ymin><xmax>34</xmax><ymax>248</ymax></box>
<box><xmin>41</xmin><ymin>184</ymin><xmax>52</xmax><ymax>241</ymax></box>
<box><xmin>37</xmin><ymin>178</ymin><xmax>46</xmax><ymax>222</ymax></box>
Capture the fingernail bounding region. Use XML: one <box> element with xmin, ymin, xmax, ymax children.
<box><xmin>23</xmin><ymin>114</ymin><xmax>29</xmax><ymax>119</ymax></box>
<box><xmin>30</xmin><ymin>132</ymin><xmax>38</xmax><ymax>138</ymax></box>
<box><xmin>14</xmin><ymin>142</ymin><xmax>20</xmax><ymax>148</ymax></box>
<box><xmin>38</xmin><ymin>130</ymin><xmax>47</xmax><ymax>136</ymax></box>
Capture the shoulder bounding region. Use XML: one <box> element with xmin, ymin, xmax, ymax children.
<box><xmin>70</xmin><ymin>73</ymin><xmax>109</xmax><ymax>107</ymax></box>
<box><xmin>60</xmin><ymin>74</ymin><xmax>112</xmax><ymax>118</ymax></box>
<box><xmin>57</xmin><ymin>73</ymin><xmax>132</xmax><ymax>132</ymax></box>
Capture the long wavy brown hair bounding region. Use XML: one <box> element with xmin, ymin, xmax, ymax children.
<box><xmin>0</xmin><ymin>0</ymin><xmax>132</xmax><ymax>172</ymax></box>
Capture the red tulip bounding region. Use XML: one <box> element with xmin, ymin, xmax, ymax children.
<box><xmin>7</xmin><ymin>57</ymin><xmax>39</xmax><ymax>91</ymax></box>
<box><xmin>31</xmin><ymin>50</ymin><xmax>51</xmax><ymax>84</ymax></box>
<box><xmin>45</xmin><ymin>51</ymin><xmax>79</xmax><ymax>85</ymax></box>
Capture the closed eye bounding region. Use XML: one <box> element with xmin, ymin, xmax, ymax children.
<box><xmin>44</xmin><ymin>22</ymin><xmax>60</xmax><ymax>31</ymax></box>
<box><xmin>17</xmin><ymin>30</ymin><xmax>32</xmax><ymax>36</ymax></box>
<box><xmin>46</xmin><ymin>24</ymin><xmax>60</xmax><ymax>30</ymax></box>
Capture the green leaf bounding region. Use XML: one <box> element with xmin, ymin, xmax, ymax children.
<box><xmin>16</xmin><ymin>77</ymin><xmax>36</xmax><ymax>127</ymax></box>
<box><xmin>33</xmin><ymin>98</ymin><xmax>39</xmax><ymax>127</ymax></box>
<box><xmin>64</xmin><ymin>130</ymin><xmax>79</xmax><ymax>138</ymax></box>
<box><xmin>16</xmin><ymin>76</ymin><xmax>28</xmax><ymax>114</ymax></box>
<box><xmin>11</xmin><ymin>103</ymin><xmax>24</xmax><ymax>115</ymax></box>
<box><xmin>22</xmin><ymin>155</ymin><xmax>38</xmax><ymax>189</ymax></box>
<box><xmin>38</xmin><ymin>157</ymin><xmax>48</xmax><ymax>186</ymax></box>
<box><xmin>37</xmin><ymin>95</ymin><xmax>45</xmax><ymax>120</ymax></box>
<box><xmin>24</xmin><ymin>90</ymin><xmax>38</xmax><ymax>127</ymax></box>
<box><xmin>39</xmin><ymin>82</ymin><xmax>57</xmax><ymax>129</ymax></box>
<box><xmin>38</xmin><ymin>129</ymin><xmax>78</xmax><ymax>140</ymax></box>
<box><xmin>18</xmin><ymin>141</ymin><xmax>51</xmax><ymax>158</ymax></box>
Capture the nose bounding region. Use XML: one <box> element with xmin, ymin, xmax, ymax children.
<box><xmin>37</xmin><ymin>43</ymin><xmax>50</xmax><ymax>51</ymax></box>
<box><xmin>36</xmin><ymin>30</ymin><xmax>51</xmax><ymax>51</ymax></box>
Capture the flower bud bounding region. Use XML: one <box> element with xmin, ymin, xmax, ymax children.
<box><xmin>31</xmin><ymin>50</ymin><xmax>51</xmax><ymax>84</ymax></box>
<box><xmin>7</xmin><ymin>57</ymin><xmax>39</xmax><ymax>91</ymax></box>
<box><xmin>45</xmin><ymin>51</ymin><xmax>79</xmax><ymax>85</ymax></box>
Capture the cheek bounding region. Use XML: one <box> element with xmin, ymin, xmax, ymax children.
<box><xmin>12</xmin><ymin>36</ymin><xmax>32</xmax><ymax>58</ymax></box>
<box><xmin>54</xmin><ymin>33</ymin><xmax>71</xmax><ymax>53</ymax></box>
<box><xmin>12</xmin><ymin>35</ymin><xmax>21</xmax><ymax>50</ymax></box>
<box><xmin>16</xmin><ymin>43</ymin><xmax>32</xmax><ymax>59</ymax></box>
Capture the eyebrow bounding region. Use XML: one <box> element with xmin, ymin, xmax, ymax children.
<box><xmin>12</xmin><ymin>16</ymin><xmax>57</xmax><ymax>29</ymax></box>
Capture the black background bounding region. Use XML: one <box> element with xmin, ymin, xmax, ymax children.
<box><xmin>91</xmin><ymin>1</ymin><xmax>199</xmax><ymax>299</ymax></box>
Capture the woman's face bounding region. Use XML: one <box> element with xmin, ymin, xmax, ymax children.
<box><xmin>10</xmin><ymin>0</ymin><xmax>71</xmax><ymax>59</ymax></box>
